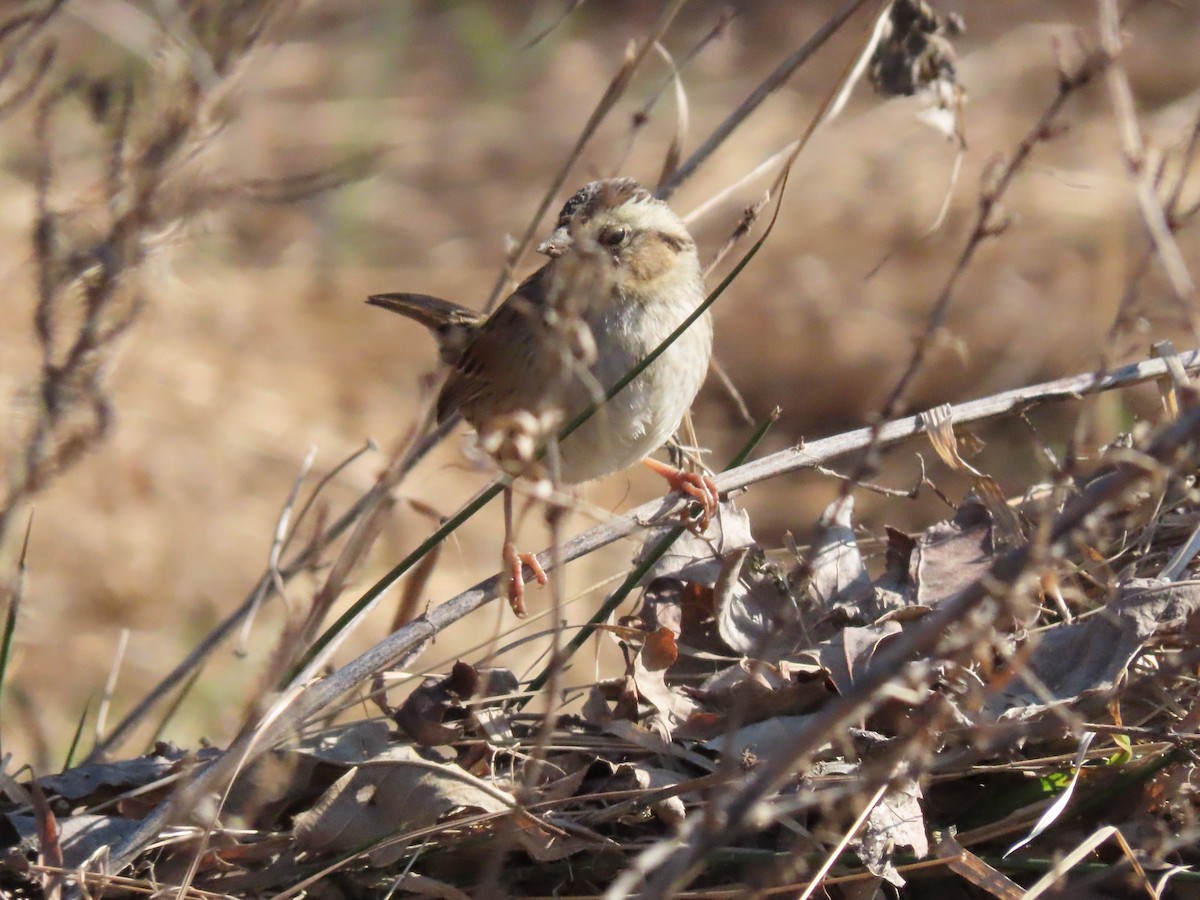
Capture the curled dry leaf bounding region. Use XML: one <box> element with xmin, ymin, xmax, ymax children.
<box><xmin>635</xmin><ymin>499</ymin><xmax>754</xmax><ymax>585</ymax></box>
<box><xmin>850</xmin><ymin>778</ymin><xmax>929</xmax><ymax>887</ymax></box>
<box><xmin>393</xmin><ymin>661</ymin><xmax>519</xmax><ymax>747</ymax></box>
<box><xmin>715</xmin><ymin>545</ymin><xmax>802</xmax><ymax>659</ymax></box>
<box><xmin>8</xmin><ymin>813</ymin><xmax>142</xmax><ymax>871</ymax></box>
<box><xmin>807</xmin><ymin>496</ymin><xmax>872</xmax><ymax>613</ymax></box>
<box><xmin>632</xmin><ymin>627</ymin><xmax>700</xmax><ymax>735</ymax></box>
<box><xmin>293</xmin><ymin>746</ymin><xmax>514</xmax><ymax>867</ymax></box>
<box><xmin>634</xmin><ymin>498</ymin><xmax>811</xmax><ymax>664</ymax></box>
<box><xmin>987</xmin><ymin>577</ymin><xmax>1200</xmax><ymax>719</ymax></box>
<box><xmin>795</xmin><ymin>621</ymin><xmax>905</xmax><ymax>697</ymax></box>
<box><xmin>808</xmin><ymin>497</ymin><xmax>918</xmax><ymax>624</ymax></box>
<box><xmin>690</xmin><ymin>659</ymin><xmax>832</xmax><ymax>725</ymax></box>
<box><xmin>920</xmin><ymin>405</ymin><xmax>1024</xmax><ymax>546</ymax></box>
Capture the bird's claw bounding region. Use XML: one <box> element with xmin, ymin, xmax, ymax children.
<box><xmin>503</xmin><ymin>541</ymin><xmax>547</xmax><ymax>617</ymax></box>
<box><xmin>673</xmin><ymin>470</ymin><xmax>719</xmax><ymax>532</ymax></box>
<box><xmin>643</xmin><ymin>458</ymin><xmax>719</xmax><ymax>533</ymax></box>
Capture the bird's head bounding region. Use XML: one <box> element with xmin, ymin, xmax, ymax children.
<box><xmin>537</xmin><ymin>178</ymin><xmax>699</xmax><ymax>308</ymax></box>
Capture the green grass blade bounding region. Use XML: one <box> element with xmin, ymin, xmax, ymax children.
<box><xmin>0</xmin><ymin>510</ymin><xmax>34</xmax><ymax>755</ymax></box>
<box><xmin>522</xmin><ymin>408</ymin><xmax>778</xmax><ymax>704</ymax></box>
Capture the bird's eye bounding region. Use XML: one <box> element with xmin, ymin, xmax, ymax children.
<box><xmin>599</xmin><ymin>225</ymin><xmax>628</xmax><ymax>247</ymax></box>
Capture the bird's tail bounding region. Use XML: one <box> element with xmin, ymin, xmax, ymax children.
<box><xmin>366</xmin><ymin>292</ymin><xmax>484</xmax><ymax>363</ymax></box>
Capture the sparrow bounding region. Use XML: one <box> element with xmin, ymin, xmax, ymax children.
<box><xmin>369</xmin><ymin>177</ymin><xmax>716</xmax><ymax>614</ymax></box>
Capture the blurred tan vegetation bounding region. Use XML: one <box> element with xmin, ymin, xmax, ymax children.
<box><xmin>1</xmin><ymin>0</ymin><xmax>1198</xmax><ymax>768</ymax></box>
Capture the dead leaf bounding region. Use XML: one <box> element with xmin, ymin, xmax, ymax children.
<box><xmin>605</xmin><ymin>763</ymin><xmax>688</xmax><ymax>828</ymax></box>
<box><xmin>921</xmin><ymin>405</ymin><xmax>1023</xmax><ymax>545</ymax></box>
<box><xmin>851</xmin><ymin>779</ymin><xmax>928</xmax><ymax>887</ymax></box>
<box><xmin>636</xmin><ymin>500</ymin><xmax>754</xmax><ymax>585</ymax></box>
<box><xmin>582</xmin><ymin>683</ymin><xmax>615</xmax><ymax>728</ymax></box>
<box><xmin>36</xmin><ymin>745</ymin><xmax>213</xmax><ymax>803</ymax></box>
<box><xmin>1110</xmin><ymin>577</ymin><xmax>1200</xmax><ymax>638</ymax></box>
<box><xmin>701</xmin><ymin>714</ymin><xmax>830</xmax><ymax>764</ymax></box>
<box><xmin>626</xmin><ymin>578</ymin><xmax>729</xmax><ymax>681</ymax></box>
<box><xmin>534</xmin><ymin>754</ymin><xmax>593</xmax><ymax>804</ymax></box>
<box><xmin>632</xmin><ymin>628</ymin><xmax>700</xmax><ymax>734</ymax></box>
<box><xmin>866</xmin><ymin>527</ymin><xmax>918</xmax><ymax>619</ymax></box>
<box><xmin>796</xmin><ymin>621</ymin><xmax>904</xmax><ymax>696</ymax></box>
<box><xmin>679</xmin><ymin>659</ymin><xmax>832</xmax><ymax>738</ymax></box>
<box><xmin>912</xmin><ymin>498</ymin><xmax>998</xmax><ymax>608</ymax></box>
<box><xmin>393</xmin><ymin>662</ymin><xmax>518</xmax><ymax>747</ymax></box>
<box><xmin>291</xmin><ymin>720</ymin><xmax>392</xmax><ymax>765</ymax></box>
<box><xmin>293</xmin><ymin>746</ymin><xmax>514</xmax><ymax>866</ymax></box>
<box><xmin>808</xmin><ymin>497</ymin><xmax>873</xmax><ymax>615</ymax></box>
<box><xmin>989</xmin><ymin>578</ymin><xmax>1200</xmax><ymax>718</ymax></box>
<box><xmin>9</xmin><ymin>813</ymin><xmax>142</xmax><ymax>871</ymax></box>
<box><xmin>715</xmin><ymin>546</ymin><xmax>803</xmax><ymax>658</ymax></box>
<box><xmin>514</xmin><ymin>818</ymin><xmax>610</xmax><ymax>862</ymax></box>
<box><xmin>603</xmin><ymin>719</ymin><xmax>674</xmax><ymax>754</ymax></box>
<box><xmin>634</xmin><ymin>576</ymin><xmax>684</xmax><ymax>635</ymax></box>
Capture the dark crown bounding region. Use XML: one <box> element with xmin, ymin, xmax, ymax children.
<box><xmin>555</xmin><ymin>178</ymin><xmax>651</xmax><ymax>229</ymax></box>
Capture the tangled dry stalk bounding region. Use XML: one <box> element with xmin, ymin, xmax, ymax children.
<box><xmin>2</xmin><ymin>1</ymin><xmax>1200</xmax><ymax>898</ymax></box>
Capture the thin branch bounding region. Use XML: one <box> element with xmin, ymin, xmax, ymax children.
<box><xmin>657</xmin><ymin>0</ymin><xmax>875</xmax><ymax>200</ymax></box>
<box><xmin>92</xmin><ymin>415</ymin><xmax>456</xmax><ymax>757</ymax></box>
<box><xmin>481</xmin><ymin>0</ymin><xmax>688</xmax><ymax>313</ymax></box>
<box><xmin>629</xmin><ymin>403</ymin><xmax>1200</xmax><ymax>897</ymax></box>
<box><xmin>104</xmin><ymin>346</ymin><xmax>1200</xmax><ymax>872</ymax></box>
<box><xmin>1099</xmin><ymin>0</ymin><xmax>1195</xmax><ymax>304</ymax></box>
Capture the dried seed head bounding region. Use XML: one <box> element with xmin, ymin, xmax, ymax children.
<box><xmin>478</xmin><ymin>408</ymin><xmax>564</xmax><ymax>479</ymax></box>
<box><xmin>561</xmin><ymin>317</ymin><xmax>597</xmax><ymax>367</ymax></box>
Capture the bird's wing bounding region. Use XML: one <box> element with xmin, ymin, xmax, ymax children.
<box><xmin>436</xmin><ymin>265</ymin><xmax>554</xmax><ymax>424</ymax></box>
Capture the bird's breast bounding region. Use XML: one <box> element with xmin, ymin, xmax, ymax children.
<box><xmin>554</xmin><ymin>288</ymin><xmax>712</xmax><ymax>483</ymax></box>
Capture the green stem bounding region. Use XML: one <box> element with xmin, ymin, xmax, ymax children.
<box><xmin>292</xmin><ymin>481</ymin><xmax>504</xmax><ymax>676</ymax></box>
<box><xmin>522</xmin><ymin>409</ymin><xmax>777</xmax><ymax>704</ymax></box>
<box><xmin>296</xmin><ymin>204</ymin><xmax>775</xmax><ymax>679</ymax></box>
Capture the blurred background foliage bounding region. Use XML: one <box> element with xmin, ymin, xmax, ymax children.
<box><xmin>1</xmin><ymin>0</ymin><xmax>1198</xmax><ymax>768</ymax></box>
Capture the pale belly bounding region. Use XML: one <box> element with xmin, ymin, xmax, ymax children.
<box><xmin>556</xmin><ymin>304</ymin><xmax>712</xmax><ymax>484</ymax></box>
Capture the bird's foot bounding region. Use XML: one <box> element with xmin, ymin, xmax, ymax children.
<box><xmin>503</xmin><ymin>541</ymin><xmax>547</xmax><ymax>617</ymax></box>
<box><xmin>643</xmin><ymin>458</ymin><xmax>719</xmax><ymax>532</ymax></box>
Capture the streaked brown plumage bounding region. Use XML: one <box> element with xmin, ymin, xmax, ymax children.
<box><xmin>369</xmin><ymin>178</ymin><xmax>715</xmax><ymax>613</ymax></box>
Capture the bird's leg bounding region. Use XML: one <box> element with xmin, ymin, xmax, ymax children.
<box><xmin>502</xmin><ymin>484</ymin><xmax>547</xmax><ymax>617</ymax></box>
<box><xmin>642</xmin><ymin>457</ymin><xmax>719</xmax><ymax>532</ymax></box>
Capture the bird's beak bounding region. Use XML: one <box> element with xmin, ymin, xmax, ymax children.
<box><xmin>537</xmin><ymin>227</ymin><xmax>571</xmax><ymax>258</ymax></box>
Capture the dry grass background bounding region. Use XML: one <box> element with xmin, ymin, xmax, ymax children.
<box><xmin>1</xmin><ymin>0</ymin><xmax>1199</xmax><ymax>770</ymax></box>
